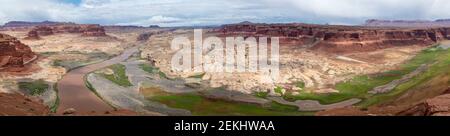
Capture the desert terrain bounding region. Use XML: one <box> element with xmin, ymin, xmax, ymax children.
<box><xmin>1</xmin><ymin>20</ymin><xmax>450</xmax><ymax>116</ymax></box>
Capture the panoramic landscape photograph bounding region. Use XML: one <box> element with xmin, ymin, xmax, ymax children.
<box><xmin>1</xmin><ymin>0</ymin><xmax>450</xmax><ymax>117</ymax></box>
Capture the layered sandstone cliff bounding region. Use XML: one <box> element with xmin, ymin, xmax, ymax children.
<box><xmin>0</xmin><ymin>33</ymin><xmax>36</xmax><ymax>70</ymax></box>
<box><xmin>218</xmin><ymin>22</ymin><xmax>450</xmax><ymax>53</ymax></box>
<box><xmin>25</xmin><ymin>24</ymin><xmax>107</xmax><ymax>39</ymax></box>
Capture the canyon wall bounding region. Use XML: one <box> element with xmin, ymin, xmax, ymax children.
<box><xmin>0</xmin><ymin>33</ymin><xmax>35</xmax><ymax>70</ymax></box>
<box><xmin>218</xmin><ymin>22</ymin><xmax>450</xmax><ymax>53</ymax></box>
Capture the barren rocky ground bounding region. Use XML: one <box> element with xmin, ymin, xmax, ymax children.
<box><xmin>0</xmin><ymin>92</ymin><xmax>49</xmax><ymax>116</ymax></box>
<box><xmin>140</xmin><ymin>29</ymin><xmax>424</xmax><ymax>96</ymax></box>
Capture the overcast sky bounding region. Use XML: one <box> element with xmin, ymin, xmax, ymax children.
<box><xmin>0</xmin><ymin>0</ymin><xmax>450</xmax><ymax>27</ymax></box>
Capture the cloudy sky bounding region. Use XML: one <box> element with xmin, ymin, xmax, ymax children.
<box><xmin>0</xmin><ymin>0</ymin><xmax>450</xmax><ymax>27</ymax></box>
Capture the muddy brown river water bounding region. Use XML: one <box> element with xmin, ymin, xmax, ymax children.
<box><xmin>56</xmin><ymin>46</ymin><xmax>139</xmax><ymax>114</ymax></box>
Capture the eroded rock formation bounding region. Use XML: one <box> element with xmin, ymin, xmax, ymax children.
<box><xmin>24</xmin><ymin>26</ymin><xmax>54</xmax><ymax>40</ymax></box>
<box><xmin>364</xmin><ymin>19</ymin><xmax>450</xmax><ymax>28</ymax></box>
<box><xmin>0</xmin><ymin>33</ymin><xmax>36</xmax><ymax>70</ymax></box>
<box><xmin>80</xmin><ymin>24</ymin><xmax>107</xmax><ymax>36</ymax></box>
<box><xmin>317</xmin><ymin>87</ymin><xmax>450</xmax><ymax>116</ymax></box>
<box><xmin>25</xmin><ymin>24</ymin><xmax>107</xmax><ymax>39</ymax></box>
<box><xmin>2</xmin><ymin>21</ymin><xmax>67</xmax><ymax>28</ymax></box>
<box><xmin>398</xmin><ymin>88</ymin><xmax>450</xmax><ymax>116</ymax></box>
<box><xmin>218</xmin><ymin>22</ymin><xmax>450</xmax><ymax>53</ymax></box>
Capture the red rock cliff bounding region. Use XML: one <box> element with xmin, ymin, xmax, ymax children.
<box><xmin>0</xmin><ymin>33</ymin><xmax>36</xmax><ymax>69</ymax></box>
<box><xmin>218</xmin><ymin>23</ymin><xmax>450</xmax><ymax>53</ymax></box>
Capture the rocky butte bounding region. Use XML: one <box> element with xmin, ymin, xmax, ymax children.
<box><xmin>0</xmin><ymin>33</ymin><xmax>36</xmax><ymax>71</ymax></box>
<box><xmin>25</xmin><ymin>24</ymin><xmax>107</xmax><ymax>39</ymax></box>
<box><xmin>218</xmin><ymin>22</ymin><xmax>450</xmax><ymax>53</ymax></box>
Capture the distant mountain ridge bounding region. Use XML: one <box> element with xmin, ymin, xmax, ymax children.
<box><xmin>364</xmin><ymin>19</ymin><xmax>450</xmax><ymax>28</ymax></box>
<box><xmin>2</xmin><ymin>21</ymin><xmax>75</xmax><ymax>28</ymax></box>
<box><xmin>1</xmin><ymin>21</ymin><xmax>165</xmax><ymax>29</ymax></box>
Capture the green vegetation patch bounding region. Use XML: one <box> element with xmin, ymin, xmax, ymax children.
<box><xmin>188</xmin><ymin>73</ymin><xmax>206</xmax><ymax>79</ymax></box>
<box><xmin>50</xmin><ymin>83</ymin><xmax>60</xmax><ymax>113</ymax></box>
<box><xmin>100</xmin><ymin>64</ymin><xmax>133</xmax><ymax>87</ymax></box>
<box><xmin>40</xmin><ymin>52</ymin><xmax>58</xmax><ymax>56</ymax></box>
<box><xmin>139</xmin><ymin>63</ymin><xmax>168</xmax><ymax>79</ymax></box>
<box><xmin>284</xmin><ymin>46</ymin><xmax>450</xmax><ymax>106</ymax></box>
<box><xmin>18</xmin><ymin>79</ymin><xmax>49</xmax><ymax>96</ymax></box>
<box><xmin>274</xmin><ymin>86</ymin><xmax>284</xmax><ymax>95</ymax></box>
<box><xmin>295</xmin><ymin>81</ymin><xmax>306</xmax><ymax>89</ymax></box>
<box><xmin>358</xmin><ymin>48</ymin><xmax>450</xmax><ymax>108</ymax></box>
<box><xmin>254</xmin><ymin>91</ymin><xmax>269</xmax><ymax>99</ymax></box>
<box><xmin>142</xmin><ymin>87</ymin><xmax>312</xmax><ymax>116</ymax></box>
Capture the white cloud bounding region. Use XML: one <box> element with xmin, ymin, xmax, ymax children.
<box><xmin>116</xmin><ymin>15</ymin><xmax>183</xmax><ymax>26</ymax></box>
<box><xmin>147</xmin><ymin>16</ymin><xmax>182</xmax><ymax>24</ymax></box>
<box><xmin>0</xmin><ymin>0</ymin><xmax>449</xmax><ymax>26</ymax></box>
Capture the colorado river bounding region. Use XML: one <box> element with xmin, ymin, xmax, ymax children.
<box><xmin>56</xmin><ymin>46</ymin><xmax>140</xmax><ymax>114</ymax></box>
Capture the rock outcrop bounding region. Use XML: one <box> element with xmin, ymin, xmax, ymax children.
<box><xmin>25</xmin><ymin>24</ymin><xmax>107</xmax><ymax>39</ymax></box>
<box><xmin>398</xmin><ymin>88</ymin><xmax>450</xmax><ymax>116</ymax></box>
<box><xmin>137</xmin><ymin>32</ymin><xmax>154</xmax><ymax>41</ymax></box>
<box><xmin>317</xmin><ymin>87</ymin><xmax>450</xmax><ymax>116</ymax></box>
<box><xmin>218</xmin><ymin>22</ymin><xmax>450</xmax><ymax>53</ymax></box>
<box><xmin>80</xmin><ymin>24</ymin><xmax>107</xmax><ymax>36</ymax></box>
<box><xmin>0</xmin><ymin>33</ymin><xmax>36</xmax><ymax>70</ymax></box>
<box><xmin>24</xmin><ymin>26</ymin><xmax>54</xmax><ymax>40</ymax></box>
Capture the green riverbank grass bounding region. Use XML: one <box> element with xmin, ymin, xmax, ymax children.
<box><xmin>141</xmin><ymin>87</ymin><xmax>313</xmax><ymax>116</ymax></box>
<box><xmin>18</xmin><ymin>79</ymin><xmax>49</xmax><ymax>96</ymax></box>
<box><xmin>100</xmin><ymin>64</ymin><xmax>133</xmax><ymax>87</ymax></box>
<box><xmin>151</xmin><ymin>93</ymin><xmax>313</xmax><ymax>116</ymax></box>
<box><xmin>283</xmin><ymin>46</ymin><xmax>450</xmax><ymax>107</ymax></box>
